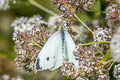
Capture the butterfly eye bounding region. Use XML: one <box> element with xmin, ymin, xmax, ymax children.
<box><xmin>46</xmin><ymin>57</ymin><xmax>49</xmax><ymax>61</ymax></box>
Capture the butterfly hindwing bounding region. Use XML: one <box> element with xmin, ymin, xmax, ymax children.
<box><xmin>64</xmin><ymin>31</ymin><xmax>79</xmax><ymax>68</ymax></box>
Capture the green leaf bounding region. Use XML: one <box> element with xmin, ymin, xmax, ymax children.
<box><xmin>76</xmin><ymin>12</ymin><xmax>91</xmax><ymax>22</ymax></box>
<box><xmin>102</xmin><ymin>49</ymin><xmax>112</xmax><ymax>61</ymax></box>
<box><xmin>36</xmin><ymin>0</ymin><xmax>59</xmax><ymax>14</ymax></box>
<box><xmin>91</xmin><ymin>0</ymin><xmax>101</xmax><ymax>17</ymax></box>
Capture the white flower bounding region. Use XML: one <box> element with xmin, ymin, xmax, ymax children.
<box><xmin>2</xmin><ymin>74</ymin><xmax>10</xmax><ymax>80</ymax></box>
<box><xmin>0</xmin><ymin>0</ymin><xmax>10</xmax><ymax>10</ymax></box>
<box><xmin>11</xmin><ymin>15</ymin><xmax>47</xmax><ymax>39</ymax></box>
<box><xmin>93</xmin><ymin>28</ymin><xmax>112</xmax><ymax>41</ymax></box>
<box><xmin>48</xmin><ymin>15</ymin><xmax>60</xmax><ymax>27</ymax></box>
<box><xmin>15</xmin><ymin>76</ymin><xmax>24</xmax><ymax>80</ymax></box>
<box><xmin>113</xmin><ymin>64</ymin><xmax>120</xmax><ymax>79</ymax></box>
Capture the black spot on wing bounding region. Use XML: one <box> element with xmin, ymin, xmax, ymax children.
<box><xmin>47</xmin><ymin>57</ymin><xmax>49</xmax><ymax>61</ymax></box>
<box><xmin>36</xmin><ymin>58</ymin><xmax>40</xmax><ymax>69</ymax></box>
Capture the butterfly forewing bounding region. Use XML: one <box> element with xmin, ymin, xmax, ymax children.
<box><xmin>35</xmin><ymin>31</ymin><xmax>63</xmax><ymax>71</ymax></box>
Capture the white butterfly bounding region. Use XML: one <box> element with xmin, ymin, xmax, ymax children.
<box><xmin>35</xmin><ymin>29</ymin><xmax>79</xmax><ymax>71</ymax></box>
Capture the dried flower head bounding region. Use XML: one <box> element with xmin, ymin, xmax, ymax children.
<box><xmin>106</xmin><ymin>4</ymin><xmax>120</xmax><ymax>26</ymax></box>
<box><xmin>93</xmin><ymin>28</ymin><xmax>112</xmax><ymax>42</ymax></box>
<box><xmin>61</xmin><ymin>45</ymin><xmax>110</xmax><ymax>80</ymax></box>
<box><xmin>111</xmin><ymin>28</ymin><xmax>120</xmax><ymax>62</ymax></box>
<box><xmin>52</xmin><ymin>0</ymin><xmax>75</xmax><ymax>18</ymax></box>
<box><xmin>52</xmin><ymin>0</ymin><xmax>96</xmax><ymax>18</ymax></box>
<box><xmin>61</xmin><ymin>60</ymin><xmax>80</xmax><ymax>79</ymax></box>
<box><xmin>75</xmin><ymin>0</ymin><xmax>96</xmax><ymax>11</ymax></box>
<box><xmin>12</xmin><ymin>15</ymin><xmax>50</xmax><ymax>71</ymax></box>
<box><xmin>113</xmin><ymin>64</ymin><xmax>120</xmax><ymax>80</ymax></box>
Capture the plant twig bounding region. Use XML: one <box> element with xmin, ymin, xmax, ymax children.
<box><xmin>29</xmin><ymin>39</ymin><xmax>41</xmax><ymax>48</ymax></box>
<box><xmin>108</xmin><ymin>60</ymin><xmax>114</xmax><ymax>70</ymax></box>
<box><xmin>102</xmin><ymin>48</ymin><xmax>112</xmax><ymax>61</ymax></box>
<box><xmin>98</xmin><ymin>59</ymin><xmax>113</xmax><ymax>70</ymax></box>
<box><xmin>97</xmin><ymin>48</ymin><xmax>112</xmax><ymax>66</ymax></box>
<box><xmin>28</xmin><ymin>0</ymin><xmax>57</xmax><ymax>16</ymax></box>
<box><xmin>79</xmin><ymin>41</ymin><xmax>110</xmax><ymax>46</ymax></box>
<box><xmin>74</xmin><ymin>14</ymin><xmax>94</xmax><ymax>34</ymax></box>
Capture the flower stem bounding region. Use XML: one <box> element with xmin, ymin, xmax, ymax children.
<box><xmin>28</xmin><ymin>0</ymin><xmax>57</xmax><ymax>16</ymax></box>
<box><xmin>102</xmin><ymin>48</ymin><xmax>112</xmax><ymax>61</ymax></box>
<box><xmin>79</xmin><ymin>41</ymin><xmax>110</xmax><ymax>46</ymax></box>
<box><xmin>97</xmin><ymin>48</ymin><xmax>112</xmax><ymax>66</ymax></box>
<box><xmin>74</xmin><ymin>14</ymin><xmax>94</xmax><ymax>34</ymax></box>
<box><xmin>101</xmin><ymin>11</ymin><xmax>106</xmax><ymax>14</ymax></box>
<box><xmin>29</xmin><ymin>39</ymin><xmax>41</xmax><ymax>48</ymax></box>
<box><xmin>98</xmin><ymin>59</ymin><xmax>113</xmax><ymax>70</ymax></box>
<box><xmin>108</xmin><ymin>60</ymin><xmax>114</xmax><ymax>70</ymax></box>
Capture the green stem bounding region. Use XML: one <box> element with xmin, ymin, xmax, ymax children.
<box><xmin>102</xmin><ymin>48</ymin><xmax>112</xmax><ymax>61</ymax></box>
<box><xmin>104</xmin><ymin>59</ymin><xmax>113</xmax><ymax>65</ymax></box>
<box><xmin>108</xmin><ymin>60</ymin><xmax>115</xmax><ymax>70</ymax></box>
<box><xmin>97</xmin><ymin>49</ymin><xmax>104</xmax><ymax>55</ymax></box>
<box><xmin>98</xmin><ymin>59</ymin><xmax>113</xmax><ymax>69</ymax></box>
<box><xmin>29</xmin><ymin>39</ymin><xmax>41</xmax><ymax>48</ymax></box>
<box><xmin>28</xmin><ymin>0</ymin><xmax>57</xmax><ymax>16</ymax></box>
<box><xmin>80</xmin><ymin>41</ymin><xmax>110</xmax><ymax>46</ymax></box>
<box><xmin>74</xmin><ymin>14</ymin><xmax>94</xmax><ymax>34</ymax></box>
<box><xmin>101</xmin><ymin>11</ymin><xmax>106</xmax><ymax>14</ymax></box>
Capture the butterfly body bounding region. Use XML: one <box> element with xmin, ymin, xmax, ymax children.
<box><xmin>35</xmin><ymin>30</ymin><xmax>79</xmax><ymax>71</ymax></box>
